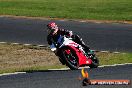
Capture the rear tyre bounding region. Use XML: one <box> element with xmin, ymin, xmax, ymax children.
<box><xmin>89</xmin><ymin>56</ymin><xmax>99</xmax><ymax>68</ymax></box>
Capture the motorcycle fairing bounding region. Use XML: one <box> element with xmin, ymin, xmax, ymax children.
<box><xmin>66</xmin><ymin>45</ymin><xmax>92</xmax><ymax>66</ymax></box>
<box><xmin>51</xmin><ymin>35</ymin><xmax>92</xmax><ymax>67</ymax></box>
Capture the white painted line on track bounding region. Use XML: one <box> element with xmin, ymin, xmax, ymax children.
<box><xmin>0</xmin><ymin>63</ymin><xmax>132</xmax><ymax>76</ymax></box>
<box><xmin>23</xmin><ymin>44</ymin><xmax>32</xmax><ymax>46</ymax></box>
<box><xmin>48</xmin><ymin>63</ymin><xmax>132</xmax><ymax>70</ymax></box>
<box><xmin>100</xmin><ymin>51</ymin><xmax>109</xmax><ymax>53</ymax></box>
<box><xmin>37</xmin><ymin>45</ymin><xmax>47</xmax><ymax>47</ymax></box>
<box><xmin>0</xmin><ymin>41</ymin><xmax>125</xmax><ymax>54</ymax></box>
<box><xmin>80</xmin><ymin>21</ymin><xmax>86</xmax><ymax>22</ymax></box>
<box><xmin>0</xmin><ymin>42</ymin><xmax>7</xmax><ymax>44</ymax></box>
<box><xmin>0</xmin><ymin>72</ymin><xmax>26</xmax><ymax>77</ymax></box>
<box><xmin>113</xmin><ymin>52</ymin><xmax>120</xmax><ymax>54</ymax></box>
<box><xmin>98</xmin><ymin>63</ymin><xmax>132</xmax><ymax>68</ymax></box>
<box><xmin>12</xmin><ymin>43</ymin><xmax>20</xmax><ymax>45</ymax></box>
<box><xmin>48</xmin><ymin>68</ymin><xmax>70</xmax><ymax>71</ymax></box>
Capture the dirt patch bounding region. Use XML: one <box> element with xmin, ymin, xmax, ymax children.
<box><xmin>0</xmin><ymin>44</ymin><xmax>62</xmax><ymax>73</ymax></box>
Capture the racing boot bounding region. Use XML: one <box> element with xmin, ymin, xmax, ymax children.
<box><xmin>81</xmin><ymin>44</ymin><xmax>91</xmax><ymax>56</ymax></box>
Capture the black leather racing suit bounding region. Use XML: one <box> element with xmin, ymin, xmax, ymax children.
<box><xmin>47</xmin><ymin>28</ymin><xmax>71</xmax><ymax>46</ymax></box>
<box><xmin>47</xmin><ymin>28</ymin><xmax>90</xmax><ymax>52</ymax></box>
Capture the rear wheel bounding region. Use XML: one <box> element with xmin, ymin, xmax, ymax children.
<box><xmin>62</xmin><ymin>48</ymin><xmax>79</xmax><ymax>70</ymax></box>
<box><xmin>89</xmin><ymin>56</ymin><xmax>99</xmax><ymax>68</ymax></box>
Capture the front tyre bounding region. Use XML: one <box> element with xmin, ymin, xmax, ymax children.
<box><xmin>62</xmin><ymin>48</ymin><xmax>79</xmax><ymax>70</ymax></box>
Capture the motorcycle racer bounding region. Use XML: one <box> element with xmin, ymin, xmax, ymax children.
<box><xmin>46</xmin><ymin>22</ymin><xmax>90</xmax><ymax>54</ymax></box>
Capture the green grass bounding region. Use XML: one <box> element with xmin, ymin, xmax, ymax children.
<box><xmin>0</xmin><ymin>0</ymin><xmax>132</xmax><ymax>21</ymax></box>
<box><xmin>96</xmin><ymin>52</ymin><xmax>132</xmax><ymax>65</ymax></box>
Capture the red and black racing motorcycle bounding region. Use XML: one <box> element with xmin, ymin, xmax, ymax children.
<box><xmin>50</xmin><ymin>35</ymin><xmax>99</xmax><ymax>70</ymax></box>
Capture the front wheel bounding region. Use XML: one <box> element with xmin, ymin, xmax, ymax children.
<box><xmin>62</xmin><ymin>47</ymin><xmax>79</xmax><ymax>70</ymax></box>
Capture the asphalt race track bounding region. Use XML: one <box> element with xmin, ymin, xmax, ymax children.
<box><xmin>0</xmin><ymin>64</ymin><xmax>132</xmax><ymax>88</ymax></box>
<box><xmin>0</xmin><ymin>17</ymin><xmax>132</xmax><ymax>52</ymax></box>
<box><xmin>0</xmin><ymin>17</ymin><xmax>132</xmax><ymax>88</ymax></box>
